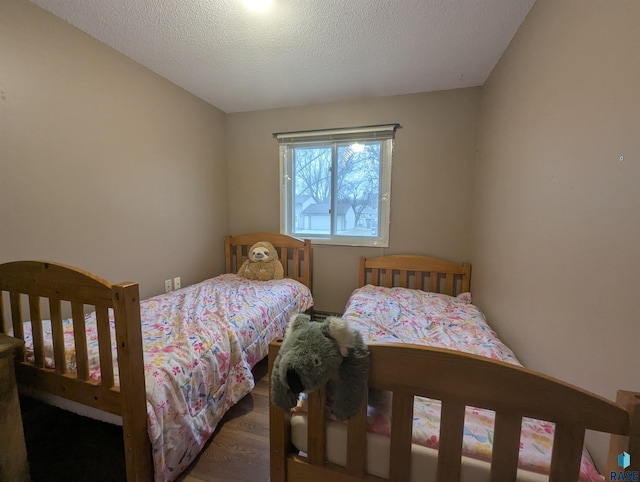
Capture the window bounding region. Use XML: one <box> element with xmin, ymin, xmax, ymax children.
<box><xmin>275</xmin><ymin>124</ymin><xmax>398</xmax><ymax>247</ymax></box>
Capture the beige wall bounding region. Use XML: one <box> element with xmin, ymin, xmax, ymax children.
<box><xmin>227</xmin><ymin>89</ymin><xmax>480</xmax><ymax>312</ymax></box>
<box><xmin>473</xmin><ymin>0</ymin><xmax>640</xmax><ymax>466</ymax></box>
<box><xmin>0</xmin><ymin>0</ymin><xmax>229</xmax><ymax>300</ymax></box>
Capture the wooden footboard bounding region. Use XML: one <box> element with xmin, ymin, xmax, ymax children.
<box><xmin>0</xmin><ymin>261</ymin><xmax>152</xmax><ymax>482</ymax></box>
<box><xmin>268</xmin><ymin>340</ymin><xmax>640</xmax><ymax>482</ymax></box>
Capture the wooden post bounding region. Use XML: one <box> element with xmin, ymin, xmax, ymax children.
<box><xmin>112</xmin><ymin>283</ymin><xmax>153</xmax><ymax>482</ymax></box>
<box><xmin>607</xmin><ymin>390</ymin><xmax>640</xmax><ymax>474</ymax></box>
<box><xmin>0</xmin><ymin>334</ymin><xmax>30</xmax><ymax>482</ymax></box>
<box><xmin>269</xmin><ymin>340</ymin><xmax>289</xmax><ymax>482</ymax></box>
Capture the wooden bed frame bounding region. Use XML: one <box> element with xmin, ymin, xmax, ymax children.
<box><xmin>269</xmin><ymin>254</ymin><xmax>639</xmax><ymax>482</ymax></box>
<box><xmin>0</xmin><ymin>232</ymin><xmax>311</xmax><ymax>482</ymax></box>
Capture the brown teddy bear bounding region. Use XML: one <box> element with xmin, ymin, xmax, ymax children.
<box><xmin>237</xmin><ymin>241</ymin><xmax>284</xmax><ymax>281</ymax></box>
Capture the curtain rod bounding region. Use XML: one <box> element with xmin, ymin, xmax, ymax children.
<box><xmin>272</xmin><ymin>123</ymin><xmax>401</xmax><ymax>138</ymax></box>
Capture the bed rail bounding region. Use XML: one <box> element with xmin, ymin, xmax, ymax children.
<box><xmin>0</xmin><ymin>261</ymin><xmax>152</xmax><ymax>482</ymax></box>
<box><xmin>225</xmin><ymin>232</ymin><xmax>313</xmax><ymax>289</ymax></box>
<box><xmin>359</xmin><ymin>255</ymin><xmax>470</xmax><ymax>296</ymax></box>
<box><xmin>268</xmin><ymin>339</ymin><xmax>640</xmax><ymax>482</ymax></box>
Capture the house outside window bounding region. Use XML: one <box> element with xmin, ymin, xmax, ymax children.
<box><xmin>276</xmin><ymin>124</ymin><xmax>398</xmax><ymax>247</ymax></box>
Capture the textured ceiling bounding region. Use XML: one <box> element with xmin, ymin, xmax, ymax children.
<box><xmin>30</xmin><ymin>0</ymin><xmax>536</xmax><ymax>113</ymax></box>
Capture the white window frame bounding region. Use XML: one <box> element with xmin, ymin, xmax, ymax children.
<box><xmin>275</xmin><ymin>124</ymin><xmax>398</xmax><ymax>247</ymax></box>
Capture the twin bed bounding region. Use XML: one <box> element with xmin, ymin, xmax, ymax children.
<box><xmin>268</xmin><ymin>255</ymin><xmax>640</xmax><ymax>482</ymax></box>
<box><xmin>2</xmin><ymin>240</ymin><xmax>638</xmax><ymax>482</ymax></box>
<box><xmin>0</xmin><ymin>232</ymin><xmax>313</xmax><ymax>482</ymax></box>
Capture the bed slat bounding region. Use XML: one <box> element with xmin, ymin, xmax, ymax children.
<box><xmin>436</xmin><ymin>399</ymin><xmax>465</xmax><ymax>482</ymax></box>
<box><xmin>9</xmin><ymin>292</ymin><xmax>24</xmax><ymax>346</ymax></box>
<box><xmin>280</xmin><ymin>247</ymin><xmax>288</xmax><ymax>277</ymax></box>
<box><xmin>49</xmin><ymin>297</ymin><xmax>66</xmax><ymax>375</ymax></box>
<box><xmin>389</xmin><ymin>391</ymin><xmax>413</xmax><ymax>480</ymax></box>
<box><xmin>28</xmin><ymin>295</ymin><xmax>45</xmax><ymax>368</ymax></box>
<box><xmin>346</xmin><ymin>391</ymin><xmax>368</xmax><ymax>477</ymax></box>
<box><xmin>429</xmin><ymin>273</ymin><xmax>439</xmax><ymax>292</ymax></box>
<box><xmin>371</xmin><ymin>268</ymin><xmax>379</xmax><ymax>286</ymax></box>
<box><xmin>71</xmin><ymin>301</ymin><xmax>90</xmax><ymax>381</ymax></box>
<box><xmin>236</xmin><ymin>245</ymin><xmax>243</xmax><ymax>272</ymax></box>
<box><xmin>399</xmin><ymin>270</ymin><xmax>408</xmax><ymax>288</ymax></box>
<box><xmin>96</xmin><ymin>304</ymin><xmax>114</xmax><ymax>389</ymax></box>
<box><xmin>307</xmin><ymin>386</ymin><xmax>326</xmax><ymax>466</ymax></box>
<box><xmin>548</xmin><ymin>423</ymin><xmax>584</xmax><ymax>482</ymax></box>
<box><xmin>0</xmin><ymin>293</ymin><xmax>4</xmax><ymax>334</ymax></box>
<box><xmin>445</xmin><ymin>273</ymin><xmax>454</xmax><ymax>296</ymax></box>
<box><xmin>292</xmin><ymin>248</ymin><xmax>300</xmax><ymax>280</ymax></box>
<box><xmin>489</xmin><ymin>412</ymin><xmax>522</xmax><ymax>481</ymax></box>
<box><xmin>414</xmin><ymin>271</ymin><xmax>423</xmax><ymax>290</ymax></box>
<box><xmin>384</xmin><ymin>270</ymin><xmax>393</xmax><ymax>288</ymax></box>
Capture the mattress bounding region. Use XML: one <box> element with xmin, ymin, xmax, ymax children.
<box><xmin>291</xmin><ymin>285</ymin><xmax>602</xmax><ymax>481</ymax></box>
<box><xmin>290</xmin><ymin>416</ymin><xmax>550</xmax><ymax>482</ymax></box>
<box><xmin>23</xmin><ymin>273</ymin><xmax>313</xmax><ymax>482</ymax></box>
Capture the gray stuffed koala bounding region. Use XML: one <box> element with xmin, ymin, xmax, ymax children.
<box><xmin>271</xmin><ymin>313</ymin><xmax>370</xmax><ymax>421</ymax></box>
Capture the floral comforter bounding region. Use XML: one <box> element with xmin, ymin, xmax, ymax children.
<box><xmin>23</xmin><ymin>273</ymin><xmax>313</xmax><ymax>482</ymax></box>
<box><xmin>340</xmin><ymin>285</ymin><xmax>602</xmax><ymax>481</ymax></box>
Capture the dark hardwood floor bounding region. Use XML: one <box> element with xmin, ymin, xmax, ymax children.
<box><xmin>20</xmin><ymin>359</ymin><xmax>271</xmax><ymax>482</ymax></box>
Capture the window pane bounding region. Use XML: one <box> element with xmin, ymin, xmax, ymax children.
<box><xmin>336</xmin><ymin>141</ymin><xmax>381</xmax><ymax>237</ymax></box>
<box><xmin>292</xmin><ymin>146</ymin><xmax>332</xmax><ymax>236</ymax></box>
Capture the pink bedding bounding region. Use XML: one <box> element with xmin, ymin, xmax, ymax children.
<box><xmin>23</xmin><ymin>273</ymin><xmax>313</xmax><ymax>482</ymax></box>
<box><xmin>340</xmin><ymin>285</ymin><xmax>603</xmax><ymax>481</ymax></box>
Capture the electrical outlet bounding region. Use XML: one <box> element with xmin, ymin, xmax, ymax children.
<box><xmin>173</xmin><ymin>277</ymin><xmax>181</xmax><ymax>290</ymax></box>
<box><xmin>164</xmin><ymin>279</ymin><xmax>172</xmax><ymax>293</ymax></box>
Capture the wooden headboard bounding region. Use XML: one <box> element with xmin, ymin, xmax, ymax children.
<box><xmin>225</xmin><ymin>232</ymin><xmax>312</xmax><ymax>289</ymax></box>
<box><xmin>359</xmin><ymin>254</ymin><xmax>471</xmax><ymax>296</ymax></box>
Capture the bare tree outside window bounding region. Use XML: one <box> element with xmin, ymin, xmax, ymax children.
<box><xmin>293</xmin><ymin>146</ymin><xmax>332</xmax><ymax>204</ymax></box>
<box><xmin>291</xmin><ymin>142</ymin><xmax>381</xmax><ymax>237</ymax></box>
<box><xmin>337</xmin><ymin>143</ymin><xmax>380</xmax><ymax>234</ymax></box>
